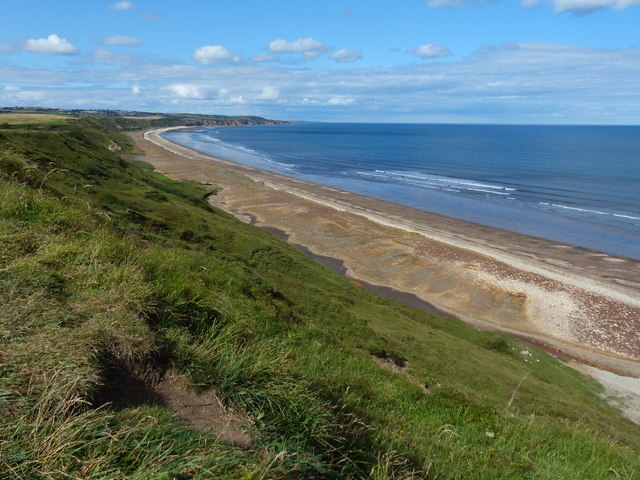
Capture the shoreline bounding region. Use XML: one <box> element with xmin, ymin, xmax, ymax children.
<box><xmin>260</xmin><ymin>223</ymin><xmax>459</xmax><ymax>319</ymax></box>
<box><xmin>268</xmin><ymin>223</ymin><xmax>640</xmax><ymax>382</ymax></box>
<box><xmin>136</xmin><ymin>127</ymin><xmax>640</xmax><ymax>377</ymax></box>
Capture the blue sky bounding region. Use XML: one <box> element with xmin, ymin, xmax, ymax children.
<box><xmin>1</xmin><ymin>0</ymin><xmax>639</xmax><ymax>124</ymax></box>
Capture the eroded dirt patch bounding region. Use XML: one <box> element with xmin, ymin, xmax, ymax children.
<box><xmin>92</xmin><ymin>356</ymin><xmax>253</xmax><ymax>448</ymax></box>
<box><xmin>155</xmin><ymin>372</ymin><xmax>253</xmax><ymax>449</ymax></box>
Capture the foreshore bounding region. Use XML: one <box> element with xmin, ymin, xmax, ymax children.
<box><xmin>134</xmin><ymin>128</ymin><xmax>640</xmax><ymax>378</ymax></box>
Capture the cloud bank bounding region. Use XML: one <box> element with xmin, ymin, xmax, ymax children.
<box><xmin>531</xmin><ymin>0</ymin><xmax>640</xmax><ymax>12</ymax></box>
<box><xmin>3</xmin><ymin>42</ymin><xmax>639</xmax><ymax>124</ymax></box>
<box><xmin>428</xmin><ymin>0</ymin><xmax>640</xmax><ymax>12</ymax></box>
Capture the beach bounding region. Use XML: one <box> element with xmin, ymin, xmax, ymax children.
<box><xmin>135</xmin><ymin>128</ymin><xmax>640</xmax><ymax>378</ymax></box>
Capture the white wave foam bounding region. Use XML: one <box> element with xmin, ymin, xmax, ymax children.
<box><xmin>362</xmin><ymin>170</ymin><xmax>514</xmax><ymax>196</ymax></box>
<box><xmin>551</xmin><ymin>204</ymin><xmax>609</xmax><ymax>215</ymax></box>
<box><xmin>233</xmin><ymin>144</ymin><xmax>258</xmax><ymax>154</ymax></box>
<box><xmin>201</xmin><ymin>136</ymin><xmax>296</xmax><ymax>171</ymax></box>
<box><xmin>613</xmin><ymin>213</ymin><xmax>640</xmax><ymax>220</ymax></box>
<box><xmin>373</xmin><ymin>169</ymin><xmax>517</xmax><ymax>192</ymax></box>
<box><xmin>465</xmin><ymin>188</ymin><xmax>511</xmax><ymax>196</ymax></box>
<box><xmin>401</xmin><ymin>179</ymin><xmax>439</xmax><ymax>190</ymax></box>
<box><xmin>264</xmin><ymin>158</ymin><xmax>296</xmax><ymax>169</ymax></box>
<box><xmin>539</xmin><ymin>202</ymin><xmax>640</xmax><ymax>222</ymax></box>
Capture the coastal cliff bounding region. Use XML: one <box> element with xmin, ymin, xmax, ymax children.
<box><xmin>181</xmin><ymin>118</ymin><xmax>290</xmax><ymax>127</ymax></box>
<box><xmin>1</xmin><ymin>112</ymin><xmax>639</xmax><ymax>479</ymax></box>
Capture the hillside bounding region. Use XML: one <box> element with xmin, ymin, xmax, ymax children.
<box><xmin>1</xmin><ymin>114</ymin><xmax>639</xmax><ymax>479</ymax></box>
<box><xmin>0</xmin><ymin>107</ymin><xmax>290</xmax><ymax>130</ymax></box>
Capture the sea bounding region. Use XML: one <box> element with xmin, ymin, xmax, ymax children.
<box><xmin>161</xmin><ymin>123</ymin><xmax>640</xmax><ymax>260</ymax></box>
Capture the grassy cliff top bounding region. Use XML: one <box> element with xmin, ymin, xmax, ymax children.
<box><xmin>0</xmin><ymin>108</ymin><xmax>289</xmax><ymax>130</ymax></box>
<box><xmin>1</xmin><ymin>116</ymin><xmax>638</xmax><ymax>479</ymax></box>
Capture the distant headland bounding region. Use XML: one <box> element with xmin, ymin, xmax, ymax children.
<box><xmin>0</xmin><ymin>106</ymin><xmax>292</xmax><ymax>129</ymax></box>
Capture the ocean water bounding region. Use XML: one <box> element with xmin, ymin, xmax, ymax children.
<box><xmin>162</xmin><ymin>123</ymin><xmax>640</xmax><ymax>259</ymax></box>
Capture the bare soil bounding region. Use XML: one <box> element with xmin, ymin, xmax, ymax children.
<box><xmin>91</xmin><ymin>352</ymin><xmax>253</xmax><ymax>448</ymax></box>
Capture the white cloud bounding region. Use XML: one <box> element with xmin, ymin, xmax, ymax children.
<box><xmin>268</xmin><ymin>37</ymin><xmax>331</xmax><ymax>60</ymax></box>
<box><xmin>328</xmin><ymin>48</ymin><xmax>363</xmax><ymax>63</ymax></box>
<box><xmin>268</xmin><ymin>37</ymin><xmax>326</xmax><ymax>53</ymax></box>
<box><xmin>1</xmin><ymin>86</ymin><xmax>44</xmax><ymax>102</ymax></box>
<box><xmin>432</xmin><ymin>0</ymin><xmax>640</xmax><ymax>11</ymax></box>
<box><xmin>131</xmin><ymin>85</ymin><xmax>141</xmax><ymax>95</ymax></box>
<box><xmin>193</xmin><ymin>45</ymin><xmax>232</xmax><ymax>64</ymax></box>
<box><xmin>167</xmin><ymin>84</ymin><xmax>208</xmax><ymax>99</ymax></box>
<box><xmin>24</xmin><ymin>34</ymin><xmax>78</xmax><ymax>55</ymax></box>
<box><xmin>265</xmin><ymin>37</ymin><xmax>334</xmax><ymax>62</ymax></box>
<box><xmin>302</xmin><ymin>50</ymin><xmax>325</xmax><ymax>60</ymax></box>
<box><xmin>102</xmin><ymin>36</ymin><xmax>141</xmax><ymax>46</ymax></box>
<box><xmin>409</xmin><ymin>44</ymin><xmax>453</xmax><ymax>58</ymax></box>
<box><xmin>327</xmin><ymin>97</ymin><xmax>355</xmax><ymax>106</ymax></box>
<box><xmin>257</xmin><ymin>87</ymin><xmax>281</xmax><ymax>101</ymax></box>
<box><xmin>546</xmin><ymin>0</ymin><xmax>640</xmax><ymax>11</ymax></box>
<box><xmin>109</xmin><ymin>1</ymin><xmax>135</xmax><ymax>10</ymax></box>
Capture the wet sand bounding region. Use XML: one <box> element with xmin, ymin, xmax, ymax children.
<box><xmin>134</xmin><ymin>128</ymin><xmax>640</xmax><ymax>378</ymax></box>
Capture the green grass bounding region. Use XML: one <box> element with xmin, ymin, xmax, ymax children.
<box><xmin>1</xmin><ymin>118</ymin><xmax>638</xmax><ymax>479</ymax></box>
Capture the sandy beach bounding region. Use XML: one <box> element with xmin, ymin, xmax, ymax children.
<box><xmin>134</xmin><ymin>128</ymin><xmax>640</xmax><ymax>378</ymax></box>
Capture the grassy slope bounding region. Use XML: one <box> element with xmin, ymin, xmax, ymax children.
<box><xmin>1</xmin><ymin>116</ymin><xmax>638</xmax><ymax>479</ymax></box>
<box><xmin>0</xmin><ymin>109</ymin><xmax>286</xmax><ymax>131</ymax></box>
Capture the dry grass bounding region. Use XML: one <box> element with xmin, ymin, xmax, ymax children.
<box><xmin>0</xmin><ymin>113</ymin><xmax>70</xmax><ymax>124</ymax></box>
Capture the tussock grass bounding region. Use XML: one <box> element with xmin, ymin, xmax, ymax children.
<box><xmin>1</xmin><ymin>374</ymin><xmax>286</xmax><ymax>479</ymax></box>
<box><xmin>1</xmin><ymin>119</ymin><xmax>639</xmax><ymax>478</ymax></box>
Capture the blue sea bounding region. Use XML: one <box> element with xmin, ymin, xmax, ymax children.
<box><xmin>162</xmin><ymin>123</ymin><xmax>640</xmax><ymax>260</ymax></box>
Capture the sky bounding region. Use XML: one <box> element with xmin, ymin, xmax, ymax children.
<box><xmin>1</xmin><ymin>0</ymin><xmax>639</xmax><ymax>124</ymax></box>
